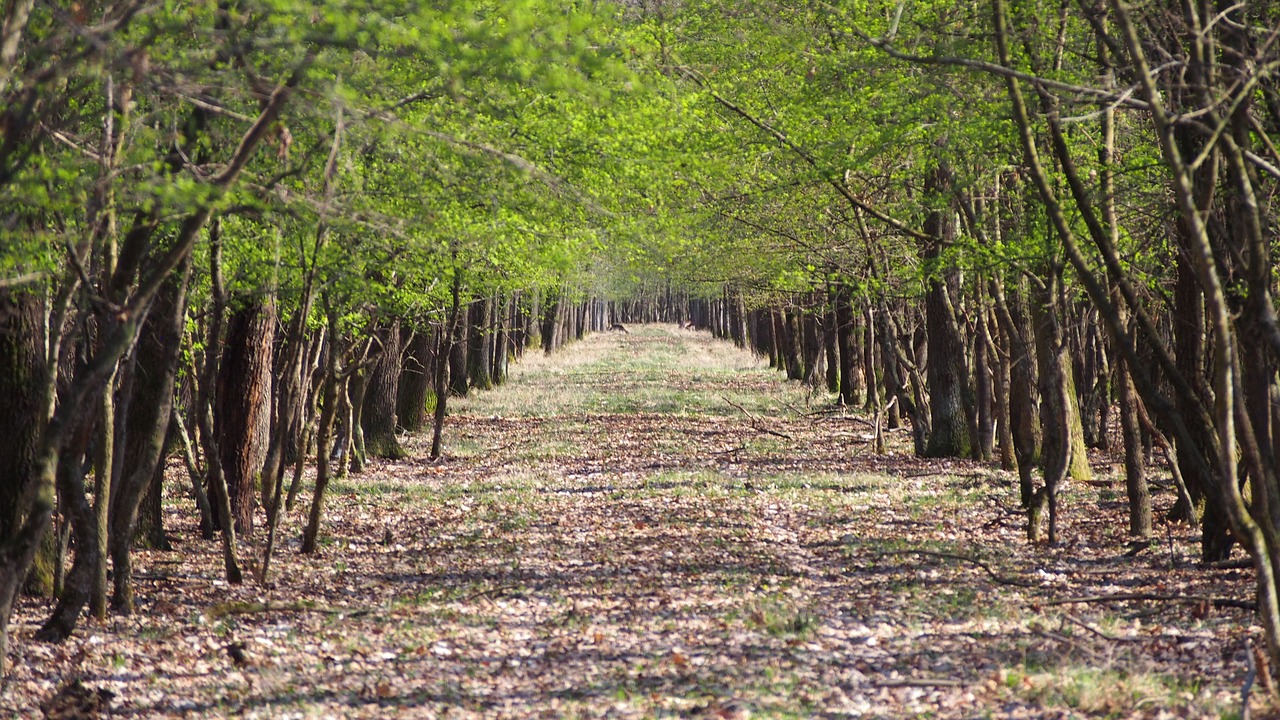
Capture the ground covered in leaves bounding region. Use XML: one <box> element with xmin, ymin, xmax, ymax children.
<box><xmin>3</xmin><ymin>325</ymin><xmax>1268</xmax><ymax>718</ymax></box>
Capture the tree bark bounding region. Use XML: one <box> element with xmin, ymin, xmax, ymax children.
<box><xmin>108</xmin><ymin>258</ymin><xmax>190</xmax><ymax>614</ymax></box>
<box><xmin>467</xmin><ymin>297</ymin><xmax>493</xmax><ymax>391</ymax></box>
<box><xmin>432</xmin><ymin>272</ymin><xmax>465</xmax><ymax>459</ymax></box>
<box><xmin>361</xmin><ymin>320</ymin><xmax>405</xmax><ymax>459</ymax></box>
<box><xmin>0</xmin><ymin>290</ymin><xmax>51</xmax><ymax>595</ymax></box>
<box><xmin>397</xmin><ymin>326</ymin><xmax>435</xmax><ymax>433</ymax></box>
<box><xmin>921</xmin><ymin>166</ymin><xmax>974</xmax><ymax>458</ymax></box>
<box><xmin>992</xmin><ymin>277</ymin><xmax>1041</xmax><ymax>507</ymax></box>
<box><xmin>214</xmin><ymin>297</ymin><xmax>276</xmax><ymax>536</ymax></box>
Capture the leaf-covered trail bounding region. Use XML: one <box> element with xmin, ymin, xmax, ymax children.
<box><xmin>4</xmin><ymin>325</ymin><xmax>1261</xmax><ymax>718</ymax></box>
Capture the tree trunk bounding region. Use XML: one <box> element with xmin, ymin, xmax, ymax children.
<box><xmin>921</xmin><ymin>167</ymin><xmax>974</xmax><ymax>458</ymax></box>
<box><xmin>108</xmin><ymin>258</ymin><xmax>189</xmax><ymax>614</ymax></box>
<box><xmin>397</xmin><ymin>326</ymin><xmax>435</xmax><ymax>433</ymax></box>
<box><xmin>992</xmin><ymin>277</ymin><xmax>1041</xmax><ymax>507</ymax></box>
<box><xmin>214</xmin><ymin>298</ymin><xmax>276</xmax><ymax>536</ymax></box>
<box><xmin>835</xmin><ymin>285</ymin><xmax>861</xmax><ymax>406</ymax></box>
<box><xmin>1031</xmin><ymin>273</ymin><xmax>1073</xmax><ymax>544</ymax></box>
<box><xmin>432</xmin><ymin>272</ymin><xmax>465</xmax><ymax>459</ymax></box>
<box><xmin>451</xmin><ymin>302</ymin><xmax>472</xmax><ymax>392</ymax></box>
<box><xmin>468</xmin><ymin>297</ymin><xmax>493</xmax><ymax>391</ymax></box>
<box><xmin>0</xmin><ymin>290</ymin><xmax>52</xmax><ymax>596</ymax></box>
<box><xmin>361</xmin><ymin>320</ymin><xmax>406</xmax><ymax>459</ymax></box>
<box><xmin>302</xmin><ymin>307</ymin><xmax>343</xmax><ymax>554</ymax></box>
<box><xmin>974</xmin><ymin>285</ymin><xmax>995</xmax><ymax>462</ymax></box>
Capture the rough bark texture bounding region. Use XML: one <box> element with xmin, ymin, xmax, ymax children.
<box><xmin>467</xmin><ymin>297</ymin><xmax>493</xmax><ymax>391</ymax></box>
<box><xmin>921</xmin><ymin>168</ymin><xmax>973</xmax><ymax>458</ymax></box>
<box><xmin>0</xmin><ymin>290</ymin><xmax>51</xmax><ymax>595</ymax></box>
<box><xmin>451</xmin><ymin>302</ymin><xmax>472</xmax><ymax>392</ymax></box>
<box><xmin>214</xmin><ymin>298</ymin><xmax>276</xmax><ymax>536</ymax></box>
<box><xmin>361</xmin><ymin>320</ymin><xmax>406</xmax><ymax>459</ymax></box>
<box><xmin>835</xmin><ymin>286</ymin><xmax>861</xmax><ymax>406</ymax></box>
<box><xmin>396</xmin><ymin>327</ymin><xmax>435</xmax><ymax>433</ymax></box>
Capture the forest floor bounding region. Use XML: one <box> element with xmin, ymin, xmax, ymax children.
<box><xmin>2</xmin><ymin>324</ymin><xmax>1269</xmax><ymax>718</ymax></box>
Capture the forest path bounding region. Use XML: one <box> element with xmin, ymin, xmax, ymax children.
<box><xmin>5</xmin><ymin>325</ymin><xmax>1253</xmax><ymax>718</ymax></box>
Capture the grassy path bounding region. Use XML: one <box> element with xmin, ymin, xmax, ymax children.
<box><xmin>5</xmin><ymin>325</ymin><xmax>1257</xmax><ymax>718</ymax></box>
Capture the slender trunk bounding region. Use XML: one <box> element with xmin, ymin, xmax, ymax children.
<box><xmin>835</xmin><ymin>285</ymin><xmax>861</xmax><ymax>405</ymax></box>
<box><xmin>1031</xmin><ymin>273</ymin><xmax>1071</xmax><ymax>544</ymax></box>
<box><xmin>197</xmin><ymin>220</ymin><xmax>242</xmax><ymax>584</ymax></box>
<box><xmin>974</xmin><ymin>284</ymin><xmax>995</xmax><ymax>461</ymax></box>
<box><xmin>432</xmin><ymin>273</ymin><xmax>465</xmax><ymax>459</ymax></box>
<box><xmin>108</xmin><ymin>258</ymin><xmax>190</xmax><ymax>614</ymax></box>
<box><xmin>302</xmin><ymin>307</ymin><xmax>343</xmax><ymax>554</ymax></box>
<box><xmin>992</xmin><ymin>277</ymin><xmax>1041</xmax><ymax>506</ymax></box>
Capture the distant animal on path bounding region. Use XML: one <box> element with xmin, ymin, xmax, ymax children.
<box><xmin>610</xmin><ymin>323</ymin><xmax>629</xmax><ymax>333</ymax></box>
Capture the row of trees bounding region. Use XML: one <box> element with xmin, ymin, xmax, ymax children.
<box><xmin>0</xmin><ymin>0</ymin><xmax>692</xmax><ymax>677</ymax></box>
<box><xmin>638</xmin><ymin>0</ymin><xmax>1280</xmax><ymax>673</ymax></box>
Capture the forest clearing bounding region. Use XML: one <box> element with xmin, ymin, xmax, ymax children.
<box><xmin>2</xmin><ymin>327</ymin><xmax>1259</xmax><ymax>718</ymax></box>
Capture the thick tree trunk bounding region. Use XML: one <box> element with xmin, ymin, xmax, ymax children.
<box><xmin>361</xmin><ymin>320</ymin><xmax>406</xmax><ymax>459</ymax></box>
<box><xmin>541</xmin><ymin>292</ymin><xmax>559</xmax><ymax>356</ymax></box>
<box><xmin>835</xmin><ymin>285</ymin><xmax>861</xmax><ymax>406</ymax></box>
<box><xmin>36</xmin><ymin>415</ymin><xmax>99</xmax><ymax>643</ymax></box>
<box><xmin>397</xmin><ymin>327</ymin><xmax>435</xmax><ymax>433</ymax></box>
<box><xmin>468</xmin><ymin>297</ymin><xmax>493</xmax><ymax>391</ymax></box>
<box><xmin>0</xmin><ymin>291</ymin><xmax>52</xmax><ymax>596</ymax></box>
<box><xmin>1116</xmin><ymin>327</ymin><xmax>1151</xmax><ymax>538</ymax></box>
<box><xmin>921</xmin><ymin>167</ymin><xmax>974</xmax><ymax>458</ymax></box>
<box><xmin>822</xmin><ymin>304</ymin><xmax>839</xmax><ymax>394</ymax></box>
<box><xmin>214</xmin><ymin>298</ymin><xmax>276</xmax><ymax>536</ymax></box>
<box><xmin>492</xmin><ymin>295</ymin><xmax>511</xmax><ymax>385</ymax></box>
<box><xmin>782</xmin><ymin>308</ymin><xmax>803</xmax><ymax>380</ymax></box>
<box><xmin>451</xmin><ymin>303</ymin><xmax>472</xmax><ymax>391</ymax></box>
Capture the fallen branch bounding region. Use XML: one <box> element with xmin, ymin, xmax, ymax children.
<box><xmin>1243</xmin><ymin>639</ymin><xmax>1258</xmax><ymax>720</ymax></box>
<box><xmin>722</xmin><ymin>395</ymin><xmax>794</xmax><ymax>440</ymax></box>
<box><xmin>872</xmin><ymin>549</ymin><xmax>1039</xmax><ymax>588</ymax></box>
<box><xmin>206</xmin><ymin>600</ymin><xmax>371</xmax><ymax>619</ymax></box>
<box><xmin>1043</xmin><ymin>593</ymin><xmax>1256</xmax><ymax>611</ymax></box>
<box><xmin>1061</xmin><ymin>613</ymin><xmax>1146</xmax><ymax>643</ymax></box>
<box><xmin>872</xmin><ymin>677</ymin><xmax>968</xmax><ymax>688</ymax></box>
<box><xmin>459</xmin><ymin>584</ymin><xmax>521</xmax><ymax>603</ymax></box>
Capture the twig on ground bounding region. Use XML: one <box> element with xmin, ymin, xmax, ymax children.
<box><xmin>207</xmin><ymin>600</ymin><xmax>372</xmax><ymax>619</ymax></box>
<box><xmin>722</xmin><ymin>395</ymin><xmax>794</xmax><ymax>440</ymax></box>
<box><xmin>1061</xmin><ymin>613</ymin><xmax>1145</xmax><ymax>642</ymax></box>
<box><xmin>872</xmin><ymin>677</ymin><xmax>969</xmax><ymax>688</ymax></box>
<box><xmin>460</xmin><ymin>585</ymin><xmax>521</xmax><ymax>603</ymax></box>
<box><xmin>1043</xmin><ymin>593</ymin><xmax>1256</xmax><ymax>611</ymax></box>
<box><xmin>871</xmin><ymin>549</ymin><xmax>1038</xmax><ymax>588</ymax></box>
<box><xmin>1029</xmin><ymin>623</ymin><xmax>1106</xmax><ymax>663</ymax></box>
<box><xmin>1243</xmin><ymin>639</ymin><xmax>1257</xmax><ymax>720</ymax></box>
